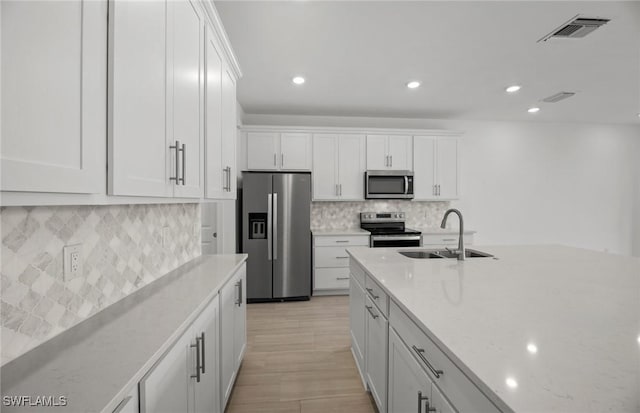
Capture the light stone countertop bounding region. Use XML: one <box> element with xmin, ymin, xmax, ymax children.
<box><xmin>312</xmin><ymin>228</ymin><xmax>371</xmax><ymax>236</ymax></box>
<box><xmin>419</xmin><ymin>227</ymin><xmax>476</xmax><ymax>235</ymax></box>
<box><xmin>1</xmin><ymin>254</ymin><xmax>248</xmax><ymax>413</ymax></box>
<box><xmin>347</xmin><ymin>245</ymin><xmax>640</xmax><ymax>413</ymax></box>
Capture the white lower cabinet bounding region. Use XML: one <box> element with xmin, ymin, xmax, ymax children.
<box><xmin>349</xmin><ymin>276</ymin><xmax>366</xmax><ymax>380</ymax></box>
<box><xmin>365</xmin><ymin>295</ymin><xmax>388</xmax><ymax>413</ymax></box>
<box><xmin>388</xmin><ymin>328</ymin><xmax>432</xmax><ymax>413</ymax></box>
<box><xmin>140</xmin><ymin>295</ymin><xmax>220</xmax><ymax>413</ymax></box>
<box><xmin>112</xmin><ymin>387</ymin><xmax>139</xmax><ymax>413</ymax></box>
<box><xmin>313</xmin><ymin>234</ymin><xmax>369</xmax><ymax>295</ymax></box>
<box><xmin>220</xmin><ymin>265</ymin><xmax>247</xmax><ymax>410</ymax></box>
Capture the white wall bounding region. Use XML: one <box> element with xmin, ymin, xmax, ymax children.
<box><xmin>243</xmin><ymin>113</ymin><xmax>640</xmax><ymax>256</ymax></box>
<box><xmin>632</xmin><ymin>138</ymin><xmax>640</xmax><ymax>257</ymax></box>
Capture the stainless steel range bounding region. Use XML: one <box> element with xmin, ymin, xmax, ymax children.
<box><xmin>360</xmin><ymin>212</ymin><xmax>422</xmax><ymax>248</ymax></box>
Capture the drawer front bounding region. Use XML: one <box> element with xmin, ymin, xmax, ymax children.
<box><xmin>422</xmin><ymin>234</ymin><xmax>474</xmax><ymax>246</ymax></box>
<box><xmin>314</xmin><ymin>235</ymin><xmax>370</xmax><ymax>247</ymax></box>
<box><xmin>365</xmin><ymin>275</ymin><xmax>389</xmax><ymax>317</ymax></box>
<box><xmin>350</xmin><ymin>261</ymin><xmax>366</xmax><ymax>286</ymax></box>
<box><xmin>314</xmin><ymin>267</ymin><xmax>350</xmax><ymax>290</ymax></box>
<box><xmin>315</xmin><ymin>246</ymin><xmax>352</xmax><ymax>267</ymax></box>
<box><xmin>389</xmin><ymin>301</ymin><xmax>500</xmax><ymax>413</ymax></box>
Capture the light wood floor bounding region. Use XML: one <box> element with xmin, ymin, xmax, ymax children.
<box><xmin>225</xmin><ymin>295</ymin><xmax>377</xmax><ymax>413</ymax></box>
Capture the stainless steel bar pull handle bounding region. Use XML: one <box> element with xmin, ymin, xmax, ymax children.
<box><xmin>190</xmin><ymin>336</ymin><xmax>202</xmax><ymax>382</ymax></box>
<box><xmin>412</xmin><ymin>345</ymin><xmax>444</xmax><ymax>378</ymax></box>
<box><xmin>336</xmin><ymin>277</ymin><xmax>349</xmax><ymax>280</ymax></box>
<box><xmin>273</xmin><ymin>153</ymin><xmax>277</xmax><ymax>166</ymax></box>
<box><xmin>112</xmin><ymin>396</ymin><xmax>133</xmax><ymax>413</ymax></box>
<box><xmin>273</xmin><ymin>192</ymin><xmax>278</xmax><ymax>260</ymax></box>
<box><xmin>390</xmin><ymin>155</ymin><xmax>393</xmax><ymax>167</ymax></box>
<box><xmin>239</xmin><ymin>279</ymin><xmax>243</xmax><ymax>306</ymax></box>
<box><xmin>267</xmin><ymin>193</ymin><xmax>273</xmax><ymax>261</ymax></box>
<box><xmin>169</xmin><ymin>140</ymin><xmax>181</xmax><ymax>183</ymax></box>
<box><xmin>365</xmin><ymin>305</ymin><xmax>379</xmax><ymax>319</ymax></box>
<box><xmin>339</xmin><ymin>184</ymin><xmax>342</xmax><ymax>196</ymax></box>
<box><xmin>199</xmin><ymin>332</ymin><xmax>205</xmax><ymax>374</ymax></box>
<box><xmin>181</xmin><ymin>143</ymin><xmax>186</xmax><ymax>185</ymax></box>
<box><xmin>235</xmin><ymin>281</ymin><xmax>241</xmax><ymax>306</ymax></box>
<box><xmin>281</xmin><ymin>152</ymin><xmax>284</xmax><ymax>168</ymax></box>
<box><xmin>365</xmin><ymin>287</ymin><xmax>379</xmax><ymax>299</ymax></box>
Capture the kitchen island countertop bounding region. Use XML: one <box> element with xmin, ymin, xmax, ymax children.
<box><xmin>347</xmin><ymin>245</ymin><xmax>640</xmax><ymax>412</ymax></box>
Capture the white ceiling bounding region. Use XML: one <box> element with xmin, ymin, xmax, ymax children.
<box><xmin>215</xmin><ymin>1</ymin><xmax>640</xmax><ymax>124</ymax></box>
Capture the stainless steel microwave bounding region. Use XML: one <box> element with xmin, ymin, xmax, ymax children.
<box><xmin>365</xmin><ymin>170</ymin><xmax>414</xmax><ymax>199</ymax></box>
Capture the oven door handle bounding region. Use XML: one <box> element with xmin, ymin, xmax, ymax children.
<box><xmin>371</xmin><ymin>235</ymin><xmax>422</xmax><ymax>242</ymax></box>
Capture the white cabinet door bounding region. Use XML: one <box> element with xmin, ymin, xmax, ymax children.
<box><xmin>387</xmin><ymin>135</ymin><xmax>412</xmax><ymax>170</ymax></box>
<box><xmin>221</xmin><ymin>67</ymin><xmax>237</xmax><ymax>199</ymax></box>
<box><xmin>191</xmin><ymin>295</ymin><xmax>219</xmax><ymax>413</ymax></box>
<box><xmin>233</xmin><ymin>267</ymin><xmax>247</xmax><ymax>368</ymax></box>
<box><xmin>247</xmin><ymin>132</ymin><xmax>279</xmax><ymax>170</ymax></box>
<box><xmin>312</xmin><ymin>134</ymin><xmax>338</xmax><ymax>200</ymax></box>
<box><xmin>280</xmin><ymin>133</ymin><xmax>312</xmax><ymax>170</ymax></box>
<box><xmin>171</xmin><ymin>0</ymin><xmax>203</xmax><ymax>198</ymax></box>
<box><xmin>436</xmin><ymin>138</ymin><xmax>459</xmax><ymax>200</ymax></box>
<box><xmin>413</xmin><ymin>136</ymin><xmax>437</xmax><ymax>200</ymax></box>
<box><xmin>431</xmin><ymin>383</ymin><xmax>457</xmax><ymax>413</ymax></box>
<box><xmin>219</xmin><ymin>272</ymin><xmax>236</xmax><ymax>409</ymax></box>
<box><xmin>349</xmin><ymin>277</ymin><xmax>366</xmax><ymax>380</ymax></box>
<box><xmin>219</xmin><ymin>264</ymin><xmax>246</xmax><ymax>410</ymax></box>
<box><xmin>365</xmin><ymin>296</ymin><xmax>388</xmax><ymax>413</ymax></box>
<box><xmin>139</xmin><ymin>329</ymin><xmax>191</xmax><ymax>413</ymax></box>
<box><xmin>366</xmin><ymin>135</ymin><xmax>388</xmax><ymax>170</ymax></box>
<box><xmin>204</xmin><ymin>27</ymin><xmax>224</xmax><ymax>199</ymax></box>
<box><xmin>388</xmin><ymin>328</ymin><xmax>433</xmax><ymax>413</ymax></box>
<box><xmin>338</xmin><ymin>134</ymin><xmax>366</xmax><ymax>200</ymax></box>
<box><xmin>111</xmin><ymin>387</ymin><xmax>138</xmax><ymax>413</ymax></box>
<box><xmin>1</xmin><ymin>0</ymin><xmax>106</xmax><ymax>194</ymax></box>
<box><xmin>109</xmin><ymin>0</ymin><xmax>172</xmax><ymax>197</ymax></box>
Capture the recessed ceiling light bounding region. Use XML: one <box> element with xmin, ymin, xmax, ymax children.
<box><xmin>505</xmin><ymin>85</ymin><xmax>521</xmax><ymax>93</ymax></box>
<box><xmin>526</xmin><ymin>343</ymin><xmax>538</xmax><ymax>354</ymax></box>
<box><xmin>292</xmin><ymin>76</ymin><xmax>305</xmax><ymax>85</ymax></box>
<box><xmin>637</xmin><ymin>113</ymin><xmax>640</xmax><ymax>118</ymax></box>
<box><xmin>407</xmin><ymin>81</ymin><xmax>421</xmax><ymax>89</ymax></box>
<box><xmin>505</xmin><ymin>377</ymin><xmax>518</xmax><ymax>389</ymax></box>
<box><xmin>528</xmin><ymin>107</ymin><xmax>540</xmax><ymax>113</ymax></box>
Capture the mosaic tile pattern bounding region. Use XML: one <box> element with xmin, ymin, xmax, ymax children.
<box><xmin>311</xmin><ymin>200</ymin><xmax>451</xmax><ymax>230</ymax></box>
<box><xmin>1</xmin><ymin>203</ymin><xmax>201</xmax><ymax>365</ymax></box>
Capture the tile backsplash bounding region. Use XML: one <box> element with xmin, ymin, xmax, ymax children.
<box><xmin>1</xmin><ymin>203</ymin><xmax>201</xmax><ymax>365</ymax></box>
<box><xmin>311</xmin><ymin>200</ymin><xmax>451</xmax><ymax>230</ymax></box>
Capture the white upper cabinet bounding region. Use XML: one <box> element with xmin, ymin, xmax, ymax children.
<box><xmin>247</xmin><ymin>132</ymin><xmax>311</xmax><ymax>171</ymax></box>
<box><xmin>1</xmin><ymin>0</ymin><xmax>106</xmax><ymax>194</ymax></box>
<box><xmin>280</xmin><ymin>133</ymin><xmax>312</xmax><ymax>170</ymax></box>
<box><xmin>338</xmin><ymin>135</ymin><xmax>366</xmax><ymax>199</ymax></box>
<box><xmin>366</xmin><ymin>135</ymin><xmax>412</xmax><ymax>171</ymax></box>
<box><xmin>170</xmin><ymin>0</ymin><xmax>203</xmax><ymax>198</ymax></box>
<box><xmin>204</xmin><ymin>27</ymin><xmax>224</xmax><ymax>199</ymax></box>
<box><xmin>313</xmin><ymin>134</ymin><xmax>365</xmax><ymax>201</ymax></box>
<box><xmin>205</xmin><ymin>25</ymin><xmax>237</xmax><ymax>200</ymax></box>
<box><xmin>312</xmin><ymin>134</ymin><xmax>338</xmax><ymax>200</ymax></box>
<box><xmin>413</xmin><ymin>136</ymin><xmax>460</xmax><ymax>200</ymax></box>
<box><xmin>109</xmin><ymin>0</ymin><xmax>173</xmax><ymax>197</ymax></box>
<box><xmin>247</xmin><ymin>132</ymin><xmax>279</xmax><ymax>170</ymax></box>
<box><xmin>220</xmin><ymin>67</ymin><xmax>237</xmax><ymax>198</ymax></box>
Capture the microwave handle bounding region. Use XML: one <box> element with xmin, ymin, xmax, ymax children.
<box><xmin>404</xmin><ymin>176</ymin><xmax>409</xmax><ymax>195</ymax></box>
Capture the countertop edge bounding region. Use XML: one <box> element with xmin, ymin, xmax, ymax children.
<box><xmin>346</xmin><ymin>250</ymin><xmax>512</xmax><ymax>413</ymax></box>
<box><xmin>100</xmin><ymin>255</ymin><xmax>248</xmax><ymax>413</ymax></box>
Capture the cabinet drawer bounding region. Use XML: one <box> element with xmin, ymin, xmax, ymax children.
<box><xmin>350</xmin><ymin>261</ymin><xmax>366</xmax><ymax>286</ymax></box>
<box><xmin>314</xmin><ymin>235</ymin><xmax>370</xmax><ymax>247</ymax></box>
<box><xmin>389</xmin><ymin>301</ymin><xmax>500</xmax><ymax>413</ymax></box>
<box><xmin>314</xmin><ymin>267</ymin><xmax>350</xmax><ymax>290</ymax></box>
<box><xmin>422</xmin><ymin>233</ymin><xmax>474</xmax><ymax>246</ymax></box>
<box><xmin>315</xmin><ymin>246</ymin><xmax>353</xmax><ymax>267</ymax></box>
<box><xmin>365</xmin><ymin>275</ymin><xmax>389</xmax><ymax>317</ymax></box>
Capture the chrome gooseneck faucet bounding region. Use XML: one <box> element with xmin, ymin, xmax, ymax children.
<box><xmin>441</xmin><ymin>208</ymin><xmax>465</xmax><ymax>261</ymax></box>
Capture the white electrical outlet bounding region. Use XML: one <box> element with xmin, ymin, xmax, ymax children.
<box><xmin>63</xmin><ymin>244</ymin><xmax>83</xmax><ymax>281</ymax></box>
<box><xmin>162</xmin><ymin>227</ymin><xmax>170</xmax><ymax>247</ymax></box>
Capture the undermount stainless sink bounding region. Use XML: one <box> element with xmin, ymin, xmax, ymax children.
<box><xmin>399</xmin><ymin>249</ymin><xmax>494</xmax><ymax>259</ymax></box>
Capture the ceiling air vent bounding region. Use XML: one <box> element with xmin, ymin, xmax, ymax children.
<box><xmin>542</xmin><ymin>92</ymin><xmax>576</xmax><ymax>103</ymax></box>
<box><xmin>538</xmin><ymin>15</ymin><xmax>610</xmax><ymax>42</ymax></box>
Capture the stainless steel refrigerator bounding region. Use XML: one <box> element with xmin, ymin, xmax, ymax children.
<box><xmin>241</xmin><ymin>172</ymin><xmax>311</xmax><ymax>301</ymax></box>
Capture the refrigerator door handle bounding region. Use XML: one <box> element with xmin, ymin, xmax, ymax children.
<box><xmin>273</xmin><ymin>192</ymin><xmax>278</xmax><ymax>261</ymax></box>
<box><xmin>267</xmin><ymin>193</ymin><xmax>273</xmax><ymax>261</ymax></box>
